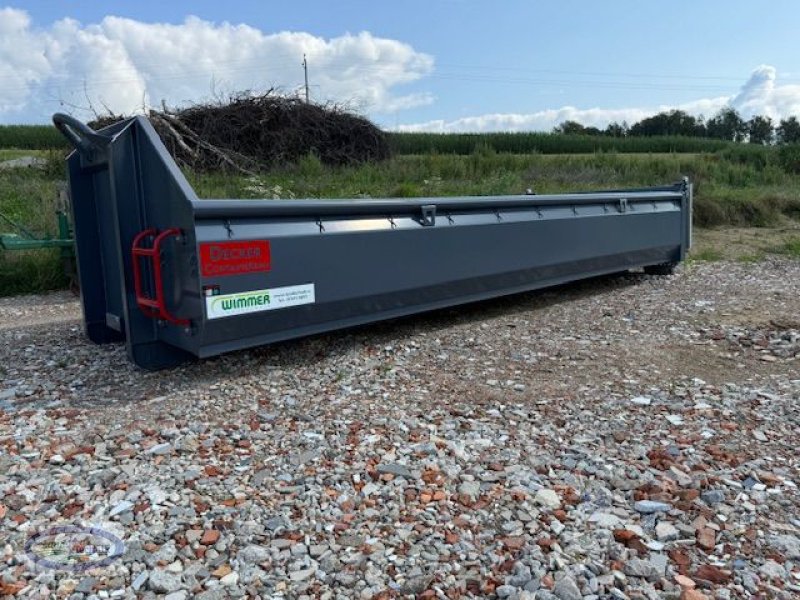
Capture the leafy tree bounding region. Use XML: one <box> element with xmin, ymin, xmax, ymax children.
<box><xmin>605</xmin><ymin>121</ymin><xmax>628</xmax><ymax>137</ymax></box>
<box><xmin>706</xmin><ymin>107</ymin><xmax>747</xmax><ymax>142</ymax></box>
<box><xmin>628</xmin><ymin>110</ymin><xmax>704</xmax><ymax>137</ymax></box>
<box><xmin>747</xmin><ymin>115</ymin><xmax>774</xmax><ymax>145</ymax></box>
<box><xmin>777</xmin><ymin>116</ymin><xmax>800</xmax><ymax>144</ymax></box>
<box><xmin>551</xmin><ymin>121</ymin><xmax>603</xmax><ymax>136</ymax></box>
<box><xmin>553</xmin><ymin>121</ymin><xmax>588</xmax><ymax>135</ymax></box>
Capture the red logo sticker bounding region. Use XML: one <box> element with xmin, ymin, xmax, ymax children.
<box><xmin>200</xmin><ymin>240</ymin><xmax>271</xmax><ymax>277</ymax></box>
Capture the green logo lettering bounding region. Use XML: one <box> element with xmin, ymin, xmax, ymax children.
<box><xmin>213</xmin><ymin>292</ymin><xmax>270</xmax><ymax>312</ymax></box>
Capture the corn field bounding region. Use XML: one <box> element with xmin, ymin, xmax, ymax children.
<box><xmin>0</xmin><ymin>125</ymin><xmax>65</xmax><ymax>150</ymax></box>
<box><xmin>0</xmin><ymin>124</ymin><xmax>748</xmax><ymax>156</ymax></box>
<box><xmin>387</xmin><ymin>132</ymin><xmax>735</xmax><ymax>155</ymax></box>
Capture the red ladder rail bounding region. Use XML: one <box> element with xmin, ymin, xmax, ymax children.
<box><xmin>131</xmin><ymin>228</ymin><xmax>190</xmax><ymax>326</ymax></box>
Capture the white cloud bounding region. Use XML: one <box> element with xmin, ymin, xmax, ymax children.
<box><xmin>0</xmin><ymin>8</ymin><xmax>52</xmax><ymax>111</ymax></box>
<box><xmin>0</xmin><ymin>8</ymin><xmax>434</xmax><ymax>122</ymax></box>
<box><xmin>4</xmin><ymin>9</ymin><xmax>799</xmax><ymax>132</ymax></box>
<box><xmin>730</xmin><ymin>65</ymin><xmax>800</xmax><ymax>120</ymax></box>
<box><xmin>396</xmin><ymin>66</ymin><xmax>800</xmax><ymax>133</ymax></box>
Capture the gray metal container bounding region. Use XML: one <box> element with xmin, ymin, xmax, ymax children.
<box><xmin>54</xmin><ymin>114</ymin><xmax>691</xmax><ymax>370</ymax></box>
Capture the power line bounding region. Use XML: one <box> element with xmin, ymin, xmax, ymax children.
<box><xmin>1</xmin><ymin>51</ymin><xmax>791</xmax><ymax>85</ymax></box>
<box><xmin>0</xmin><ymin>64</ymin><xmax>757</xmax><ymax>96</ymax></box>
<box><xmin>3</xmin><ymin>41</ymin><xmax>798</xmax><ymax>99</ymax></box>
<box><xmin>3</xmin><ymin>50</ymin><xmax>797</xmax><ymax>86</ymax></box>
<box><xmin>4</xmin><ymin>56</ymin><xmax>797</xmax><ymax>100</ymax></box>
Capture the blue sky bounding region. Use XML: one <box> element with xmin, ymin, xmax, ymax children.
<box><xmin>3</xmin><ymin>1</ymin><xmax>800</xmax><ymax>128</ymax></box>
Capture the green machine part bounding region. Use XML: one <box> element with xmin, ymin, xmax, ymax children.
<box><xmin>0</xmin><ymin>187</ymin><xmax>77</xmax><ymax>289</ymax></box>
<box><xmin>0</xmin><ymin>211</ymin><xmax>74</xmax><ymax>250</ymax></box>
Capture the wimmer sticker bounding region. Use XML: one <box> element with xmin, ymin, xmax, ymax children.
<box><xmin>206</xmin><ymin>283</ymin><xmax>315</xmax><ymax>319</ymax></box>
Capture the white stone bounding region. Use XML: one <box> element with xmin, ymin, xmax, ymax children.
<box><xmin>146</xmin><ymin>442</ymin><xmax>172</xmax><ymax>455</ymax></box>
<box><xmin>655</xmin><ymin>522</ymin><xmax>679</xmax><ymax>541</ymax></box>
<box><xmin>290</xmin><ymin>568</ymin><xmax>316</xmax><ymax>582</ymax></box>
<box><xmin>665</xmin><ymin>414</ymin><xmax>684</xmax><ymax>426</ymax></box>
<box><xmin>588</xmin><ymin>512</ymin><xmax>623</xmax><ymax>529</ymax></box>
<box><xmin>109</xmin><ymin>501</ymin><xmax>134</xmax><ymax>517</ymax></box>
<box><xmin>534</xmin><ymin>489</ymin><xmax>561</xmax><ymax>510</ymax></box>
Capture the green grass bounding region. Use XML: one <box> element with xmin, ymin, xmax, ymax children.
<box><xmin>0</xmin><ymin>155</ymin><xmax>64</xmax><ymax>231</ymax></box>
<box><xmin>3</xmin><ymin>146</ymin><xmax>800</xmax><ymax>295</ymax></box>
<box><xmin>689</xmin><ymin>248</ymin><xmax>725</xmax><ymax>262</ymax></box>
<box><xmin>770</xmin><ymin>237</ymin><xmax>800</xmax><ymax>257</ymax></box>
<box><xmin>736</xmin><ymin>253</ymin><xmax>765</xmax><ymax>263</ymax></box>
<box><xmin>188</xmin><ymin>150</ymin><xmax>800</xmax><ymax>229</ymax></box>
<box><xmin>0</xmin><ymin>251</ymin><xmax>67</xmax><ymax>295</ymax></box>
<box><xmin>0</xmin><ymin>152</ymin><xmax>68</xmax><ymax>295</ymax></box>
<box><xmin>0</xmin><ymin>148</ymin><xmax>48</xmax><ymax>162</ymax></box>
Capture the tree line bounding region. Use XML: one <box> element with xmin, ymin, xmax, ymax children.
<box><xmin>554</xmin><ymin>108</ymin><xmax>800</xmax><ymax>145</ymax></box>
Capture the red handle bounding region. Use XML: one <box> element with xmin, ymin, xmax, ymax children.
<box><xmin>131</xmin><ymin>228</ymin><xmax>190</xmax><ymax>326</ymax></box>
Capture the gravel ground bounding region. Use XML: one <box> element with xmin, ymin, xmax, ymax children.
<box><xmin>1</xmin><ymin>260</ymin><xmax>799</xmax><ymax>600</ymax></box>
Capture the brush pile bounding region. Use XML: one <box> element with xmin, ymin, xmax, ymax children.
<box><xmin>90</xmin><ymin>93</ymin><xmax>390</xmax><ymax>173</ymax></box>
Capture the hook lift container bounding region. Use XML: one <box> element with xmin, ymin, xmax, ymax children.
<box><xmin>54</xmin><ymin>113</ymin><xmax>692</xmax><ymax>370</ymax></box>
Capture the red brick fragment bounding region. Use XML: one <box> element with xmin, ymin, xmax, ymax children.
<box><xmin>613</xmin><ymin>529</ymin><xmax>638</xmax><ymax>543</ymax></box>
<box><xmin>201</xmin><ymin>529</ymin><xmax>220</xmax><ymax>545</ymax></box>
<box><xmin>693</xmin><ymin>564</ymin><xmax>731</xmax><ymax>584</ymax></box>
<box><xmin>696</xmin><ymin>528</ymin><xmax>716</xmax><ymax>552</ymax></box>
<box><xmin>502</xmin><ymin>536</ymin><xmax>526</xmax><ymax>551</ymax></box>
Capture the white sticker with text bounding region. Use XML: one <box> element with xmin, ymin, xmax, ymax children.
<box><xmin>205</xmin><ymin>283</ymin><xmax>315</xmax><ymax>319</ymax></box>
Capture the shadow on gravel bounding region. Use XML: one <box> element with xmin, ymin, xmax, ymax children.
<box><xmin>247</xmin><ymin>271</ymin><xmax>653</xmax><ymax>367</ymax></box>
<box><xmin>1</xmin><ymin>271</ymin><xmax>658</xmax><ymax>409</ymax></box>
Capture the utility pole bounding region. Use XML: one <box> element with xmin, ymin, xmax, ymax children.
<box><xmin>302</xmin><ymin>54</ymin><xmax>309</xmax><ymax>103</ymax></box>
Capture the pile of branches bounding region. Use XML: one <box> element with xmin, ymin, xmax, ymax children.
<box><xmin>91</xmin><ymin>92</ymin><xmax>390</xmax><ymax>173</ymax></box>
